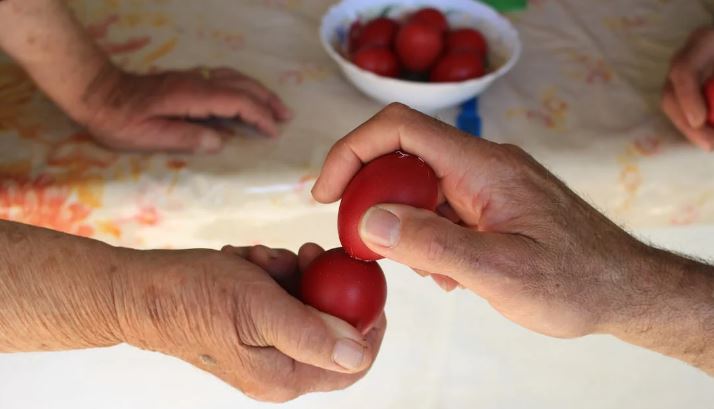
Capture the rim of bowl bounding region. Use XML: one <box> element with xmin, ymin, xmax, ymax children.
<box><xmin>319</xmin><ymin>1</ymin><xmax>522</xmax><ymax>88</ymax></box>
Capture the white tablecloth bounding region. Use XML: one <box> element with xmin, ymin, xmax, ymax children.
<box><xmin>0</xmin><ymin>1</ymin><xmax>713</xmax><ymax>407</ymax></box>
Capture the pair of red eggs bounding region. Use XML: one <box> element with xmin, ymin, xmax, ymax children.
<box><xmin>350</xmin><ymin>7</ymin><xmax>489</xmax><ymax>83</ymax></box>
<box><xmin>299</xmin><ymin>152</ymin><xmax>439</xmax><ymax>333</ymax></box>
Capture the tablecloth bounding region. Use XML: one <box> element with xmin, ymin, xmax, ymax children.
<box><xmin>1</xmin><ymin>2</ymin><xmax>714</xmax><ymax>408</ymax></box>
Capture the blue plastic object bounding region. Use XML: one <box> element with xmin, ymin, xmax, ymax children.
<box><xmin>456</xmin><ymin>97</ymin><xmax>482</xmax><ymax>137</ymax></box>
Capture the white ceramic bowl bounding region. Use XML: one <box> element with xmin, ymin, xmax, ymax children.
<box><xmin>320</xmin><ymin>0</ymin><xmax>522</xmax><ymax>113</ymax></box>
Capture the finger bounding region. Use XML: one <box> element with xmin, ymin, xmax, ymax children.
<box><xmin>248</xmin><ymin>245</ymin><xmax>302</xmax><ymax>297</ymax></box>
<box><xmin>220</xmin><ymin>245</ymin><xmax>249</xmax><ymax>257</ymax></box>
<box><xmin>311</xmin><ymin>103</ymin><xmax>496</xmax><ymax>203</ymax></box>
<box><xmin>107</xmin><ymin>119</ymin><xmax>224</xmax><ymax>153</ymax></box>
<box><xmin>248</xmin><ymin>284</ymin><xmax>377</xmax><ymax>374</ymax></box>
<box><xmin>669</xmin><ymin>57</ymin><xmax>709</xmax><ymax>128</ymax></box>
<box><xmin>151</xmin><ymin>79</ymin><xmax>280</xmax><ymax>137</ymax></box>
<box><xmin>298</xmin><ymin>242</ymin><xmax>325</xmax><ymax>272</ymax></box>
<box><xmin>222</xmin><ymin>244</ymin><xmax>296</xmax><ymax>272</ymax></box>
<box><xmin>216</xmin><ymin>76</ymin><xmax>293</xmax><ymax>121</ymax></box>
<box><xmin>662</xmin><ymin>83</ymin><xmax>714</xmax><ymax>150</ymax></box>
<box><xmin>199</xmin><ymin>67</ymin><xmax>292</xmax><ymax>121</ymax></box>
<box><xmin>357</xmin><ymin>203</ymin><xmax>531</xmax><ymax>293</ymax></box>
<box><xmin>430</xmin><ymin>274</ymin><xmax>460</xmax><ymax>292</ymax></box>
<box><xmin>288</xmin><ymin>313</ymin><xmax>387</xmax><ymax>395</ymax></box>
<box><xmin>436</xmin><ymin>202</ymin><xmax>461</xmax><ymax>223</ymax></box>
<box><xmin>413</xmin><ymin>267</ymin><xmax>461</xmax><ymax>290</ymax></box>
<box><xmin>245</xmin><ymin>245</ymin><xmax>297</xmax><ymax>277</ymax></box>
<box><xmin>413</xmin><ymin>267</ymin><xmax>430</xmax><ymax>277</ymax></box>
<box><xmin>668</xmin><ymin>28</ymin><xmax>714</xmax><ymax>127</ymax></box>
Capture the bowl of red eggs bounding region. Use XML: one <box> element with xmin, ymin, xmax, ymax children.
<box><xmin>320</xmin><ymin>0</ymin><xmax>521</xmax><ymax>113</ymax></box>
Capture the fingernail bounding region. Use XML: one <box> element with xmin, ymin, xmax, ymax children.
<box><xmin>333</xmin><ymin>339</ymin><xmax>366</xmax><ymax>370</ymax></box>
<box><xmin>686</xmin><ymin>111</ymin><xmax>699</xmax><ymax>128</ymax></box>
<box><xmin>705</xmin><ymin>136</ymin><xmax>714</xmax><ymax>152</ymax></box>
<box><xmin>197</xmin><ymin>133</ymin><xmax>222</xmax><ymax>153</ymax></box>
<box><xmin>432</xmin><ymin>275</ymin><xmax>457</xmax><ymax>292</ymax></box>
<box><xmin>436</xmin><ymin>280</ymin><xmax>453</xmax><ymax>292</ymax></box>
<box><xmin>360</xmin><ymin>206</ymin><xmax>400</xmax><ymax>248</ymax></box>
<box><xmin>316</xmin><ymin>311</ymin><xmax>367</xmax><ymax>371</ymax></box>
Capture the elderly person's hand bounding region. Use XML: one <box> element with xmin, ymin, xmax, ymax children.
<box><xmin>0</xmin><ymin>222</ymin><xmax>385</xmax><ymax>403</ymax></box>
<box><xmin>662</xmin><ymin>27</ymin><xmax>714</xmax><ymax>151</ymax></box>
<box><xmin>312</xmin><ymin>103</ymin><xmax>714</xmax><ymax>374</ymax></box>
<box><xmin>81</xmin><ymin>65</ymin><xmax>291</xmax><ymax>152</ymax></box>
<box><xmin>0</xmin><ymin>0</ymin><xmax>291</xmax><ymax>153</ymax></box>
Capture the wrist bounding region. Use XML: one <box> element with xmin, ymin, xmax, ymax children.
<box><xmin>598</xmin><ymin>244</ymin><xmax>714</xmax><ymax>370</ymax></box>
<box><xmin>72</xmin><ymin>60</ymin><xmax>125</xmax><ymax>127</ymax></box>
<box><xmin>110</xmin><ymin>248</ymin><xmax>232</xmax><ymax>349</ymax></box>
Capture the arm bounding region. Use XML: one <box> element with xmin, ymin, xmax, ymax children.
<box><xmin>0</xmin><ymin>219</ymin><xmax>122</xmax><ymax>351</ymax></box>
<box><xmin>0</xmin><ymin>0</ymin><xmax>112</xmax><ymax>129</ymax></box>
<box><xmin>0</xmin><ymin>0</ymin><xmax>291</xmax><ymax>153</ymax></box>
<box><xmin>607</xmin><ymin>248</ymin><xmax>714</xmax><ymax>373</ymax></box>
<box><xmin>0</xmin><ymin>220</ymin><xmax>385</xmax><ymax>401</ymax></box>
<box><xmin>313</xmin><ymin>103</ymin><xmax>714</xmax><ymax>375</ymax></box>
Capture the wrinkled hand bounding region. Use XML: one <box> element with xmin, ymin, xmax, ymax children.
<box><xmin>82</xmin><ymin>65</ymin><xmax>291</xmax><ymax>153</ymax></box>
<box><xmin>113</xmin><ymin>243</ymin><xmax>385</xmax><ymax>402</ymax></box>
<box><xmin>662</xmin><ymin>27</ymin><xmax>714</xmax><ymax>151</ymax></box>
<box><xmin>312</xmin><ymin>103</ymin><xmax>653</xmax><ymax>339</ymax></box>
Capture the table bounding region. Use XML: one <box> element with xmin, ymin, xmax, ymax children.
<box><xmin>0</xmin><ymin>1</ymin><xmax>712</xmax><ymax>408</ymax></box>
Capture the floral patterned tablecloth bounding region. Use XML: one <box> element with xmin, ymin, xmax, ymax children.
<box><xmin>1</xmin><ymin>0</ymin><xmax>713</xmax><ymax>250</ymax></box>
<box><xmin>2</xmin><ymin>2</ymin><xmax>714</xmax><ymax>408</ymax></box>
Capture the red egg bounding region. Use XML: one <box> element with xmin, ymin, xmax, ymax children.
<box><xmin>430</xmin><ymin>52</ymin><xmax>485</xmax><ymax>83</ymax></box>
<box><xmin>338</xmin><ymin>151</ymin><xmax>439</xmax><ymax>261</ymax></box>
<box><xmin>352</xmin><ymin>46</ymin><xmax>400</xmax><ymax>77</ymax></box>
<box><xmin>395</xmin><ymin>21</ymin><xmax>444</xmax><ymax>72</ymax></box>
<box><xmin>354</xmin><ymin>17</ymin><xmax>400</xmax><ymax>52</ymax></box>
<box><xmin>446</xmin><ymin>28</ymin><xmax>488</xmax><ymax>57</ymax></box>
<box><xmin>409</xmin><ymin>7</ymin><xmax>449</xmax><ymax>33</ymax></box>
<box><xmin>300</xmin><ymin>248</ymin><xmax>387</xmax><ymax>334</ymax></box>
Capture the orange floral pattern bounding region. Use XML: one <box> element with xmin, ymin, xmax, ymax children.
<box><xmin>0</xmin><ymin>175</ymin><xmax>94</xmax><ymax>237</ymax></box>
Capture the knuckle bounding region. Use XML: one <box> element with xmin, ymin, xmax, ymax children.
<box><xmin>499</xmin><ymin>143</ymin><xmax>527</xmax><ymax>158</ymax></box>
<box><xmin>379</xmin><ymin>102</ymin><xmax>414</xmax><ymax>121</ymax></box>
<box><xmin>493</xmin><ymin>144</ymin><xmax>536</xmax><ymax>177</ymax></box>
<box><xmin>291</xmin><ymin>321</ymin><xmax>324</xmax><ymax>355</ymax></box>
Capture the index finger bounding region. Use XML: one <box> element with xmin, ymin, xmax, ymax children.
<box><xmin>311</xmin><ymin>103</ymin><xmax>495</xmax><ymax>203</ymax></box>
<box><xmin>668</xmin><ymin>28</ymin><xmax>714</xmax><ymax>128</ymax></box>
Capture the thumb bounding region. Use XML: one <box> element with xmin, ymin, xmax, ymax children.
<box><xmin>358</xmin><ymin>204</ymin><xmax>526</xmax><ymax>289</ymax></box>
<box><xmin>254</xmin><ymin>293</ymin><xmax>379</xmax><ymax>374</ymax></box>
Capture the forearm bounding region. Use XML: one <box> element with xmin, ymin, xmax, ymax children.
<box><xmin>0</xmin><ymin>0</ymin><xmax>118</xmax><ymax>124</ymax></box>
<box><xmin>607</xmin><ymin>247</ymin><xmax>714</xmax><ymax>375</ymax></box>
<box><xmin>0</xmin><ymin>221</ymin><xmax>125</xmax><ymax>352</ymax></box>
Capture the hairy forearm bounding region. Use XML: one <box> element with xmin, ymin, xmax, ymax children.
<box><xmin>608</xmin><ymin>247</ymin><xmax>714</xmax><ymax>375</ymax></box>
<box><xmin>0</xmin><ymin>221</ymin><xmax>124</xmax><ymax>352</ymax></box>
<box><xmin>0</xmin><ymin>0</ymin><xmax>117</xmax><ymax>124</ymax></box>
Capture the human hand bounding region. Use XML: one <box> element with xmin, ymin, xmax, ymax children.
<box><xmin>80</xmin><ymin>65</ymin><xmax>292</xmax><ymax>153</ymax></box>
<box><xmin>661</xmin><ymin>27</ymin><xmax>714</xmax><ymax>151</ymax></box>
<box><xmin>112</xmin><ymin>243</ymin><xmax>385</xmax><ymax>402</ymax></box>
<box><xmin>312</xmin><ymin>103</ymin><xmax>654</xmax><ymax>340</ymax></box>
